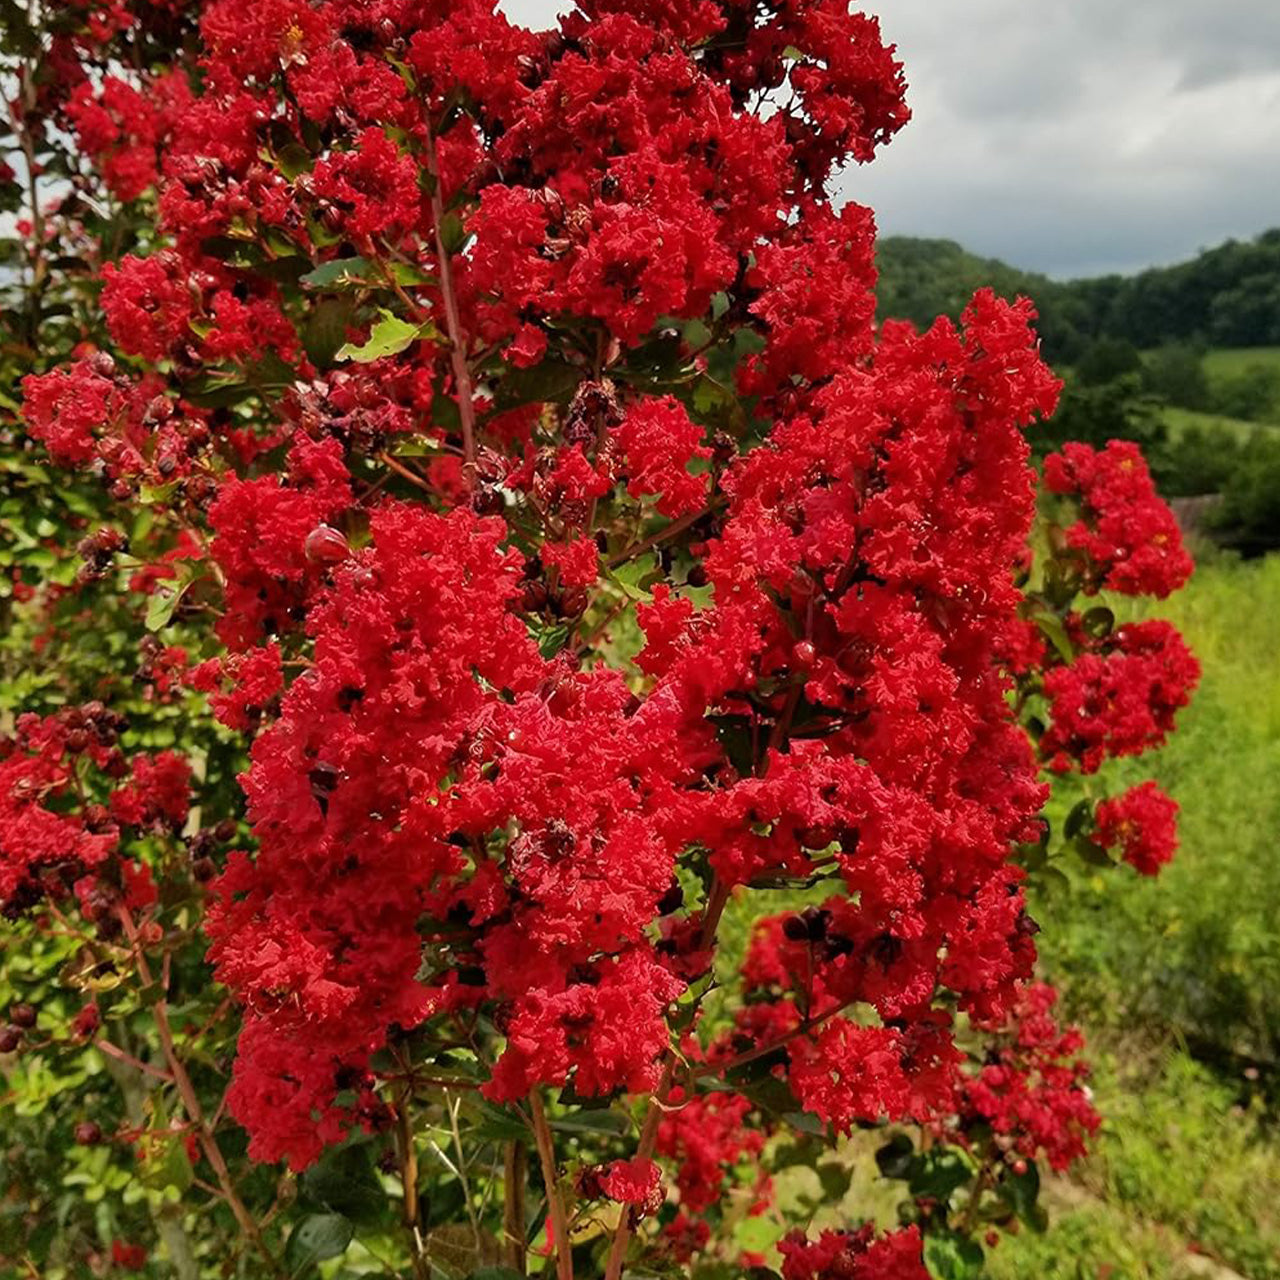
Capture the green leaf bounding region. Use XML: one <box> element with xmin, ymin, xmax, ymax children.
<box><xmin>1081</xmin><ymin>605</ymin><xmax>1115</xmax><ymax>639</ymax></box>
<box><xmin>1071</xmin><ymin>835</ymin><xmax>1116</xmax><ymax>868</ymax></box>
<box><xmin>285</xmin><ymin>1213</ymin><xmax>354</xmax><ymax>1276</ymax></box>
<box><xmin>1033</xmin><ymin>613</ymin><xmax>1074</xmax><ymax>663</ymax></box>
<box><xmin>303</xmin><ymin>297</ymin><xmax>355</xmax><ymax>369</ymax></box>
<box><xmin>439</xmin><ymin>211</ymin><xmax>469</xmax><ymax>255</ymax></box>
<box><xmin>548</xmin><ymin>1108</ymin><xmax>630</xmax><ymax>1136</ymax></box>
<box><xmin>923</xmin><ymin>1234</ymin><xmax>984</xmax><ymax>1280</ymax></box>
<box><xmin>1036</xmin><ymin>865</ymin><xmax>1072</xmax><ymax>897</ymax></box>
<box><xmin>469</xmin><ymin>1271</ymin><xmax>527</xmax><ymax>1280</ymax></box>
<box><xmin>139</xmin><ymin>1132</ymin><xmax>193</xmax><ymax>1195</ymax></box>
<box><xmin>388</xmin><ymin>260</ymin><xmax>435</xmax><ymax>287</ymax></box>
<box><xmin>471</xmin><ymin>1101</ymin><xmax>529</xmax><ymax>1144</ymax></box>
<box><xmin>1000</xmin><ymin>1158</ymin><xmax>1041</xmax><ymax>1223</ymax></box>
<box><xmin>689</xmin><ymin>372</ymin><xmax>747</xmax><ymax>432</ymax></box>
<box><xmin>390</xmin><ymin>435</ymin><xmax>444</xmax><ymax>458</ymax></box>
<box><xmin>144</xmin><ymin>579</ymin><xmax>188</xmax><ymax>633</ymax></box>
<box><xmin>336</xmin><ymin>309</ymin><xmax>436</xmax><ymax>363</ymax></box>
<box><xmin>534</xmin><ymin>622</ymin><xmax>569</xmax><ymax>660</ymax></box>
<box><xmin>182</xmin><ymin>351</ymin><xmax>297</xmax><ymax>408</ymax></box>
<box><xmin>734</xmin><ymin>1215</ymin><xmax>783</xmax><ymax>1253</ymax></box>
<box><xmin>817</xmin><ymin>1161</ymin><xmax>853</xmax><ymax>1201</ymax></box>
<box><xmin>300</xmin><ymin>257</ymin><xmax>371</xmax><ymax>290</ymax></box>
<box><xmin>491</xmin><ymin>358</ymin><xmax>582</xmax><ymax>415</ymax></box>
<box><xmin>907</xmin><ymin>1147</ymin><xmax>974</xmax><ymax>1204</ymax></box>
<box><xmin>138</xmin><ymin>481</ymin><xmax>179</xmax><ymax>507</ymax></box>
<box><xmin>1063</xmin><ymin>798</ymin><xmax>1095</xmax><ymax>840</ymax></box>
<box><xmin>300</xmin><ymin>1140</ymin><xmax>386</xmax><ymax>1228</ymax></box>
<box><xmin>609</xmin><ymin>551</ymin><xmax>659</xmax><ymax>601</ymax></box>
<box><xmin>273</xmin><ymin>141</ymin><xmax>313</xmax><ymax>180</ymax></box>
<box><xmin>781</xmin><ymin>1110</ymin><xmax>825</xmax><ymax>1136</ymax></box>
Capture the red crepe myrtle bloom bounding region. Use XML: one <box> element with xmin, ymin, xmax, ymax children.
<box><xmin>1093</xmin><ymin>781</ymin><xmax>1180</xmax><ymax>876</ymax></box>
<box><xmin>1045</xmin><ymin>440</ymin><xmax>1194</xmax><ymax>598</ymax></box>
<box><xmin>956</xmin><ymin>983</ymin><xmax>1101</xmax><ymax>1172</ymax></box>
<box><xmin>111</xmin><ymin>1238</ymin><xmax>147</xmax><ymax>1271</ymax></box>
<box><xmin>779</xmin><ymin>1225</ymin><xmax>927</xmax><ymax>1280</ymax></box>
<box><xmin>1041</xmin><ymin>621</ymin><xmax>1200</xmax><ymax>774</ymax></box>
<box><xmin>7</xmin><ymin>1</ymin><xmax>1199</xmax><ymax>1264</ymax></box>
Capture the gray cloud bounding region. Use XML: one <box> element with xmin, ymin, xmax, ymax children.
<box><xmin>498</xmin><ymin>0</ymin><xmax>1280</xmax><ymax>278</ymax></box>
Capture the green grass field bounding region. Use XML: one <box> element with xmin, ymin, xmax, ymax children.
<box><xmin>1159</xmin><ymin>405</ymin><xmax>1277</xmax><ymax>442</ymax></box>
<box><xmin>1201</xmin><ymin>346</ymin><xmax>1280</xmax><ymax>381</ymax></box>
<box><xmin>1141</xmin><ymin>345</ymin><xmax>1280</xmax><ymax>433</ymax></box>
<box><xmin>1194</xmin><ymin>347</ymin><xmax>1280</xmax><ymax>425</ymax></box>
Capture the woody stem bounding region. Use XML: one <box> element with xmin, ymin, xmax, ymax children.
<box><xmin>603</xmin><ymin>878</ymin><xmax>732</xmax><ymax>1280</ymax></box>
<box><xmin>117</xmin><ymin>907</ymin><xmax>285</xmax><ymax>1279</ymax></box>
<box><xmin>395</xmin><ymin>1082</ymin><xmax>431</xmax><ymax>1280</ymax></box>
<box><xmin>421</xmin><ymin>111</ymin><xmax>477</xmax><ymax>488</ymax></box>
<box><xmin>529</xmin><ymin>1090</ymin><xmax>574</xmax><ymax>1280</ymax></box>
<box><xmin>504</xmin><ymin>1139</ymin><xmax>528</xmax><ymax>1274</ymax></box>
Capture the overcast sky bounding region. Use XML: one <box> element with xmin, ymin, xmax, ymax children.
<box><xmin>499</xmin><ymin>0</ymin><xmax>1280</xmax><ymax>279</ymax></box>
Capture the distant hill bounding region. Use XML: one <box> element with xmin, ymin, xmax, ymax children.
<box><xmin>875</xmin><ymin>229</ymin><xmax>1280</xmax><ymax>361</ymax></box>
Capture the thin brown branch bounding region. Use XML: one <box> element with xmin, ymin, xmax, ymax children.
<box><xmin>693</xmin><ymin>996</ymin><xmax>858</xmax><ymax>1082</ymax></box>
<box><xmin>117</xmin><ymin>907</ymin><xmax>286</xmax><ymax>1279</ymax></box>
<box><xmin>528</xmin><ymin>1090</ymin><xmax>573</xmax><ymax>1280</ymax></box>
<box><xmin>379</xmin><ymin>450</ymin><xmax>436</xmax><ymax>493</ymax></box>
<box><xmin>606</xmin><ymin>502</ymin><xmax>721</xmax><ymax>570</ymax></box>
<box><xmin>503</xmin><ymin>1139</ymin><xmax>528</xmax><ymax>1274</ymax></box>
<box><xmin>421</xmin><ymin>113</ymin><xmax>477</xmax><ymax>487</ymax></box>
<box><xmin>395</xmin><ymin>1083</ymin><xmax>431</xmax><ymax>1280</ymax></box>
<box><xmin>94</xmin><ymin>1037</ymin><xmax>173</xmax><ymax>1084</ymax></box>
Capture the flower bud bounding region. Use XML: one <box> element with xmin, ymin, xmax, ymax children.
<box><xmin>9</xmin><ymin>1003</ymin><xmax>37</xmax><ymax>1029</ymax></box>
<box><xmin>305</xmin><ymin>524</ymin><xmax>350</xmax><ymax>564</ymax></box>
<box><xmin>74</xmin><ymin>1120</ymin><xmax>103</xmax><ymax>1146</ymax></box>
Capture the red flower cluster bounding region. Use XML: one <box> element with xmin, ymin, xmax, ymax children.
<box><xmin>778</xmin><ymin>1225</ymin><xmax>927</xmax><ymax>1280</ymax></box>
<box><xmin>599</xmin><ymin>1157</ymin><xmax>664</xmax><ymax>1213</ymax></box>
<box><xmin>0</xmin><ymin>708</ymin><xmax>188</xmax><ymax>917</ymax></box>
<box><xmin>955</xmin><ymin>984</ymin><xmax>1100</xmax><ymax>1172</ymax></box>
<box><xmin>1093</xmin><ymin>781</ymin><xmax>1180</xmax><ymax>876</ymax></box>
<box><xmin>1044</xmin><ymin>440</ymin><xmax>1194</xmax><ymax>598</ymax></box>
<box><xmin>1040</xmin><ymin>621</ymin><xmax>1200</xmax><ymax>774</ymax></box>
<box><xmin>110</xmin><ymin>1238</ymin><xmax>148</xmax><ymax>1271</ymax></box>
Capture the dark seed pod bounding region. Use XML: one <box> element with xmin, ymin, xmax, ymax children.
<box><xmin>9</xmin><ymin>1003</ymin><xmax>37</xmax><ymax>1029</ymax></box>
<box><xmin>802</xmin><ymin>906</ymin><xmax>830</xmax><ymax>942</ymax></box>
<box><xmin>74</xmin><ymin>1121</ymin><xmax>102</xmax><ymax>1146</ymax></box>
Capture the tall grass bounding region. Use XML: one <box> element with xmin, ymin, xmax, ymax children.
<box><xmin>1038</xmin><ymin>551</ymin><xmax>1280</xmax><ymax>1065</ymax></box>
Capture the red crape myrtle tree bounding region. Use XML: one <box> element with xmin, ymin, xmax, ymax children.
<box><xmin>1</xmin><ymin>1</ymin><xmax>1199</xmax><ymax>1277</ymax></box>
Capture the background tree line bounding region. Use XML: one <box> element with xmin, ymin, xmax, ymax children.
<box><xmin>876</xmin><ymin>228</ymin><xmax>1280</xmax><ymax>360</ymax></box>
